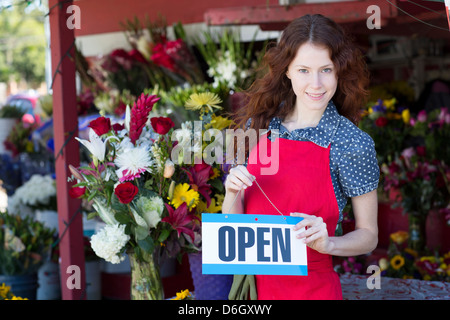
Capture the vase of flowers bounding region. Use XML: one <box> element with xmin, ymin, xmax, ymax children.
<box><xmin>128</xmin><ymin>248</ymin><xmax>163</xmax><ymax>300</ymax></box>
<box><xmin>70</xmin><ymin>89</ymin><xmax>233</xmax><ymax>299</ymax></box>
<box><xmin>69</xmin><ymin>92</ymin><xmax>209</xmax><ymax>299</ymax></box>
<box><xmin>382</xmin><ymin>107</ymin><xmax>450</xmax><ymax>253</ymax></box>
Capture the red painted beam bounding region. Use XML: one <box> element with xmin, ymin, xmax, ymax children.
<box><xmin>49</xmin><ymin>0</ymin><xmax>86</xmax><ymax>300</ymax></box>
<box><xmin>204</xmin><ymin>0</ymin><xmax>398</xmax><ymax>27</ymax></box>
<box><xmin>73</xmin><ymin>0</ymin><xmax>280</xmax><ymax>37</ymax></box>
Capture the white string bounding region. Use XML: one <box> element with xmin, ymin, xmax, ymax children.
<box><xmin>227</xmin><ymin>178</ymin><xmax>284</xmax><ymax>216</ymax></box>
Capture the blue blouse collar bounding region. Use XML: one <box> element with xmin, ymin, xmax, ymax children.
<box><xmin>267</xmin><ymin>101</ymin><xmax>341</xmax><ymax>148</ymax></box>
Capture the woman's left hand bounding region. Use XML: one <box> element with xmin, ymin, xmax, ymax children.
<box><xmin>291</xmin><ymin>212</ymin><xmax>334</xmax><ymax>255</ymax></box>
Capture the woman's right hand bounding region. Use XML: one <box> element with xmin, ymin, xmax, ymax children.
<box><xmin>224</xmin><ymin>165</ymin><xmax>256</xmax><ymax>194</ymax></box>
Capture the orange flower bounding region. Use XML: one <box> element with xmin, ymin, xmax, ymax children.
<box><xmin>390</xmin><ymin>231</ymin><xmax>409</xmax><ymax>245</ymax></box>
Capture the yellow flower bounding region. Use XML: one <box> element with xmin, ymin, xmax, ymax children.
<box><xmin>404</xmin><ymin>248</ymin><xmax>418</xmax><ymax>258</ymax></box>
<box><xmin>420</xmin><ymin>256</ymin><xmax>436</xmax><ymax>263</ymax></box>
<box><xmin>390</xmin><ymin>255</ymin><xmax>405</xmax><ymax>270</ymax></box>
<box><xmin>170</xmin><ymin>183</ymin><xmax>199</xmax><ymax>209</ymax></box>
<box><xmin>384</xmin><ymin>98</ymin><xmax>396</xmax><ymax>111</ymax></box>
<box><xmin>204</xmin><ymin>114</ymin><xmax>234</xmax><ymax>131</ymax></box>
<box><xmin>210</xmin><ymin>167</ymin><xmax>221</xmax><ymax>179</ymax></box>
<box><xmin>401</xmin><ymin>109</ymin><xmax>410</xmax><ymax>124</ymax></box>
<box><xmin>0</xmin><ymin>283</ymin><xmax>11</xmax><ymax>298</ymax></box>
<box><xmin>172</xmin><ymin>289</ymin><xmax>192</xmax><ymax>300</ymax></box>
<box><xmin>185</xmin><ymin>92</ymin><xmax>222</xmax><ymax>114</ymax></box>
<box><xmin>390</xmin><ymin>231</ymin><xmax>409</xmax><ymax>245</ymax></box>
<box><xmin>195</xmin><ymin>198</ymin><xmax>222</xmax><ymax>214</ymax></box>
<box><xmin>6</xmin><ymin>296</ymin><xmax>28</xmax><ymax>300</ymax></box>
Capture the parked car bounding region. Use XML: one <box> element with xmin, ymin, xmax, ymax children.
<box><xmin>5</xmin><ymin>93</ymin><xmax>41</xmax><ymax>125</ymax></box>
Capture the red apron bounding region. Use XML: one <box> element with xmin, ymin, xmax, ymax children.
<box><xmin>244</xmin><ymin>134</ymin><xmax>342</xmax><ymax>300</ymax></box>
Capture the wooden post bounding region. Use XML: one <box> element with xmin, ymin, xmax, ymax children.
<box><xmin>48</xmin><ymin>0</ymin><xmax>86</xmax><ymax>300</ymax></box>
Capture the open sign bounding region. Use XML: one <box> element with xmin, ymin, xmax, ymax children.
<box><xmin>202</xmin><ymin>213</ymin><xmax>308</xmax><ymax>275</ymax></box>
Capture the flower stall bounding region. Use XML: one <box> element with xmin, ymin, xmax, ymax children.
<box><xmin>2</xmin><ymin>0</ymin><xmax>450</xmax><ymax>302</ymax></box>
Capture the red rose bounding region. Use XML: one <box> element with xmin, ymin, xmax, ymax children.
<box><xmin>69</xmin><ymin>186</ymin><xmax>86</xmax><ymax>199</ymax></box>
<box><xmin>150</xmin><ymin>117</ymin><xmax>175</xmax><ymax>135</ymax></box>
<box><xmin>375</xmin><ymin>116</ymin><xmax>388</xmax><ymax>127</ymax></box>
<box><xmin>114</xmin><ymin>182</ymin><xmax>138</xmax><ymax>204</ymax></box>
<box><xmin>112</xmin><ymin>123</ymin><xmax>125</xmax><ymax>133</ymax></box>
<box><xmin>88</xmin><ymin>117</ymin><xmax>112</xmax><ymax>136</ymax></box>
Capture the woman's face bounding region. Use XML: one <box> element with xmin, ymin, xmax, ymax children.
<box><xmin>286</xmin><ymin>42</ymin><xmax>338</xmax><ymax>112</ymax></box>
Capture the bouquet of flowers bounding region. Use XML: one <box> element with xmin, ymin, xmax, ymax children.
<box><xmin>69</xmin><ymin>91</ymin><xmax>232</xmax><ymax>263</ymax></box>
<box><xmin>195</xmin><ymin>29</ymin><xmax>264</xmax><ymax>91</ymax></box>
<box><xmin>359</xmin><ymin>98</ymin><xmax>412</xmax><ymax>166</ymax></box>
<box><xmin>70</xmin><ymin>90</ymin><xmax>232</xmax><ymax>299</ymax></box>
<box><xmin>379</xmin><ymin>231</ymin><xmax>419</xmax><ymax>279</ymax></box>
<box><xmin>69</xmin><ymin>93</ymin><xmax>194</xmax><ymax>264</ymax></box>
<box><xmin>382</xmin><ymin>107</ymin><xmax>450</xmax><ymax>243</ymax></box>
<box><xmin>3</xmin><ymin>121</ymin><xmax>38</xmax><ymax>157</ymax></box>
<box><xmin>379</xmin><ymin>231</ymin><xmax>450</xmax><ymax>282</ymax></box>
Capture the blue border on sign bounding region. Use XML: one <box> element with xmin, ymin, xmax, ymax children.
<box><xmin>202</xmin><ymin>264</ymin><xmax>308</xmax><ymax>276</ymax></box>
<box><xmin>202</xmin><ymin>213</ymin><xmax>303</xmax><ymax>225</ymax></box>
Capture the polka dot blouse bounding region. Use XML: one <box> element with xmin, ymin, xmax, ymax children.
<box><xmin>249</xmin><ymin>101</ymin><xmax>380</xmax><ymax>223</ymax></box>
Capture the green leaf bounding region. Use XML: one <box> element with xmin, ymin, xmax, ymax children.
<box><xmin>87</xmin><ymin>189</ymin><xmax>98</xmax><ymax>202</ymax></box>
<box><xmin>137</xmin><ymin>236</ymin><xmax>155</xmax><ymax>254</ymax></box>
<box><xmin>209</xmin><ymin>178</ymin><xmax>224</xmax><ymax>193</ymax></box>
<box><xmin>86</xmin><ymin>211</ymin><xmax>98</xmax><ymax>220</ymax></box>
<box><xmin>157</xmin><ymin>229</ymin><xmax>171</xmax><ymax>243</ymax></box>
<box><xmin>114</xmin><ymin>212</ymin><xmax>133</xmax><ymax>225</ymax></box>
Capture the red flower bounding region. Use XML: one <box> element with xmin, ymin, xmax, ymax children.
<box><xmin>128</xmin><ymin>49</ymin><xmax>148</xmax><ymax>65</ymax></box>
<box><xmin>112</xmin><ymin>123</ymin><xmax>125</xmax><ymax>133</ymax></box>
<box><xmin>129</xmin><ymin>93</ymin><xmax>160</xmax><ymax>144</ymax></box>
<box><xmin>69</xmin><ymin>186</ymin><xmax>86</xmax><ymax>199</ymax></box>
<box><xmin>162</xmin><ymin>203</ymin><xmax>198</xmax><ymax>242</ymax></box>
<box><xmin>114</xmin><ymin>182</ymin><xmax>138</xmax><ymax>204</ymax></box>
<box><xmin>88</xmin><ymin>117</ymin><xmax>112</xmax><ymax>136</ymax></box>
<box><xmin>375</xmin><ymin>116</ymin><xmax>388</xmax><ymax>127</ymax></box>
<box><xmin>416</xmin><ymin>146</ymin><xmax>426</xmax><ymax>157</ymax></box>
<box><xmin>150</xmin><ymin>117</ymin><xmax>175</xmax><ymax>135</ymax></box>
<box><xmin>151</xmin><ymin>43</ymin><xmax>175</xmax><ymax>71</ymax></box>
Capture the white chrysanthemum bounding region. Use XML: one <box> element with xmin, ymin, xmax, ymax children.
<box><xmin>114</xmin><ymin>146</ymin><xmax>154</xmax><ymax>182</ymax></box>
<box><xmin>90</xmin><ymin>224</ymin><xmax>130</xmax><ymax>264</ymax></box>
<box><xmin>11</xmin><ymin>174</ymin><xmax>56</xmax><ymax>209</ymax></box>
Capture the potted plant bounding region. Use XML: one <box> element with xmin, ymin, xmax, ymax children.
<box><xmin>0</xmin><ymin>210</ymin><xmax>55</xmax><ymax>299</ymax></box>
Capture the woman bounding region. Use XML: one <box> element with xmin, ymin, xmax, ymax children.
<box><xmin>222</xmin><ymin>14</ymin><xmax>379</xmax><ymax>300</ymax></box>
